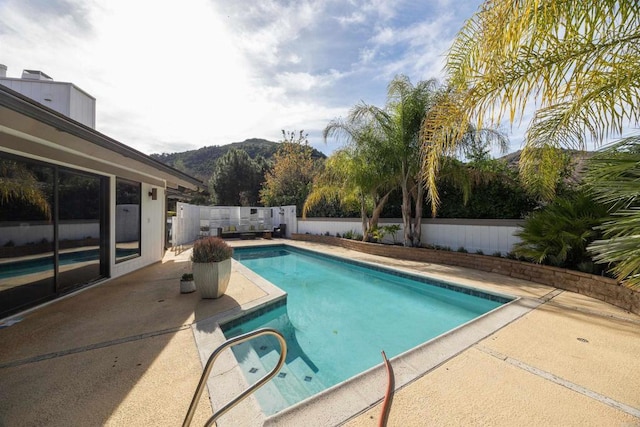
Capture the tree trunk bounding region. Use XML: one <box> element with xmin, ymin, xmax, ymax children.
<box><xmin>401</xmin><ymin>176</ymin><xmax>413</xmax><ymax>246</ymax></box>
<box><xmin>412</xmin><ymin>180</ymin><xmax>424</xmax><ymax>246</ymax></box>
<box><xmin>360</xmin><ymin>193</ymin><xmax>369</xmax><ymax>241</ymax></box>
<box><xmin>370</xmin><ymin>191</ymin><xmax>392</xmax><ymax>230</ymax></box>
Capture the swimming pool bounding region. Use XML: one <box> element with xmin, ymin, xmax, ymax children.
<box><xmin>224</xmin><ymin>245</ymin><xmax>511</xmax><ymax>415</ymax></box>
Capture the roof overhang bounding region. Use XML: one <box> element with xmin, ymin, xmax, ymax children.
<box><xmin>0</xmin><ymin>85</ymin><xmax>203</xmax><ymax>191</ymax></box>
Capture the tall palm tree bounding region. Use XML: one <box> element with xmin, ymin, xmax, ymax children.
<box><xmin>422</xmin><ymin>0</ymin><xmax>640</xmax><ymax>200</ymax></box>
<box><xmin>352</xmin><ymin>75</ymin><xmax>440</xmax><ymax>246</ymax></box>
<box><xmin>305</xmin><ymin>118</ymin><xmax>396</xmax><ymax>240</ymax></box>
<box><xmin>420</xmin><ymin>0</ymin><xmax>640</xmax><ymax>286</ymax></box>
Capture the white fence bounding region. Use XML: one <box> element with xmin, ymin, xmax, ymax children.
<box><xmin>171</xmin><ymin>204</ymin><xmax>296</xmax><ymax>246</ymax></box>
<box><xmin>169</xmin><ymin>204</ymin><xmax>524</xmax><ymax>255</ymax></box>
<box><xmin>172</xmin><ymin>203</ymin><xmax>201</xmax><ymax>246</ymax></box>
<box><xmin>297</xmin><ymin>218</ymin><xmax>523</xmax><ymax>255</ymax></box>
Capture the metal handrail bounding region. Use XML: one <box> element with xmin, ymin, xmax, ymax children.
<box><xmin>183</xmin><ymin>327</ymin><xmax>287</xmax><ymax>427</ymax></box>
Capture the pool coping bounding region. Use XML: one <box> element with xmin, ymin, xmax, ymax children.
<box><xmin>191</xmin><ymin>243</ymin><xmax>549</xmax><ymax>426</ymax></box>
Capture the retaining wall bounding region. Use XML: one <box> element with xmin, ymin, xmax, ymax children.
<box><xmin>292</xmin><ymin>233</ymin><xmax>640</xmax><ymax>316</ymax></box>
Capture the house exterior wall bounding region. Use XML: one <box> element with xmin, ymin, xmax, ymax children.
<box><xmin>0</xmin><ymin>78</ymin><xmax>96</xmax><ymax>128</ymax></box>
<box><xmin>0</xmin><ymin>85</ymin><xmax>202</xmax><ymax>317</ymax></box>
<box><xmin>0</xmin><ymin>150</ymin><xmax>168</xmax><ymax>279</ymax></box>
<box><xmin>112</xmin><ymin>182</ymin><xmax>166</xmax><ymax>278</ymax></box>
<box><xmin>70</xmin><ymin>85</ymin><xmax>96</xmax><ymax>128</ymax></box>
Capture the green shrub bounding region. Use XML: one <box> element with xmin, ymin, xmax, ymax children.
<box><xmin>181</xmin><ymin>273</ymin><xmax>193</xmax><ymax>281</ymax></box>
<box><xmin>513</xmin><ymin>192</ymin><xmax>608</xmax><ymax>272</ymax></box>
<box><xmin>191</xmin><ymin>237</ymin><xmax>233</xmax><ymax>263</ymax></box>
<box><xmin>505</xmin><ymin>251</ymin><xmax>518</xmax><ymax>260</ymax></box>
<box><xmin>378</xmin><ymin>224</ymin><xmax>401</xmax><ymax>244</ymax></box>
<box><xmin>457</xmin><ymin>246</ymin><xmax>468</xmax><ymax>253</ymax></box>
<box><xmin>343</xmin><ymin>230</ymin><xmax>362</xmax><ymax>240</ymax></box>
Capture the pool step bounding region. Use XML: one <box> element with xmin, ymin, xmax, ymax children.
<box><xmin>258</xmin><ymin>345</ymin><xmax>315</xmax><ymax>407</ymax></box>
<box><xmin>286</xmin><ymin>356</ymin><xmax>328</xmax><ymax>396</ymax></box>
<box><xmin>230</xmin><ymin>340</ymin><xmax>290</xmax><ymax>414</ymax></box>
<box><xmin>254</xmin><ymin>335</ymin><xmax>329</xmax><ymax>401</ymax></box>
<box><xmin>231</xmin><ymin>334</ymin><xmax>331</xmax><ymax>416</ymax></box>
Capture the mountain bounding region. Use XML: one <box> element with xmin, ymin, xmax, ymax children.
<box><xmin>151</xmin><ymin>138</ymin><xmax>326</xmax><ymax>181</ymax></box>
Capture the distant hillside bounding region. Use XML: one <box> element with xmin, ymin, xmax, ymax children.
<box><xmin>151</xmin><ymin>138</ymin><xmax>326</xmax><ymax>181</ymax></box>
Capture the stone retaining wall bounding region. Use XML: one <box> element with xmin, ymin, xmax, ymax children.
<box><xmin>292</xmin><ymin>233</ymin><xmax>640</xmax><ymax>316</ymax></box>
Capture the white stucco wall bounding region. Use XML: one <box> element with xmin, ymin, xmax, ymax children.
<box><xmin>298</xmin><ymin>218</ymin><xmax>523</xmax><ymax>255</ymax></box>
<box><xmin>113</xmin><ymin>183</ymin><xmax>166</xmax><ymax>277</ymax></box>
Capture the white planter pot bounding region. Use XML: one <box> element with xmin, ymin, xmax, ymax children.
<box><xmin>192</xmin><ymin>258</ymin><xmax>231</xmax><ymax>299</ymax></box>
<box><xmin>180</xmin><ymin>280</ymin><xmax>196</xmax><ymax>294</ymax></box>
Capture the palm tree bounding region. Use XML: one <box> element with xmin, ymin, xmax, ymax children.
<box><xmin>304</xmin><ymin>118</ymin><xmax>396</xmax><ymax>240</ymax></box>
<box><xmin>586</xmin><ymin>138</ymin><xmax>640</xmax><ymax>289</ymax></box>
<box><xmin>352</xmin><ymin>75</ymin><xmax>440</xmax><ymax>246</ymax></box>
<box><xmin>422</xmin><ymin>0</ymin><xmax>640</xmax><ymax>200</ymax></box>
<box><xmin>420</xmin><ymin>0</ymin><xmax>640</xmax><ymax>288</ymax></box>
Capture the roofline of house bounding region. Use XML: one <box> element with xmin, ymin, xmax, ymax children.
<box><xmin>0</xmin><ymin>84</ymin><xmax>204</xmax><ymax>190</ymax></box>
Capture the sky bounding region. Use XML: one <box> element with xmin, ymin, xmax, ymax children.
<box><xmin>0</xmin><ymin>0</ymin><xmax>525</xmax><ymax>157</ymax></box>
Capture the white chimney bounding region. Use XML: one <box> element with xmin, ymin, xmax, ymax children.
<box><xmin>0</xmin><ymin>64</ymin><xmax>6</xmax><ymax>78</ymax></box>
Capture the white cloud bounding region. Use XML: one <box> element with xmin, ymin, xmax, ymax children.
<box><xmin>0</xmin><ymin>0</ymin><xmax>497</xmax><ymax>156</ymax></box>
<box><xmin>224</xmin><ymin>0</ymin><xmax>325</xmax><ymax>68</ymax></box>
<box><xmin>359</xmin><ymin>47</ymin><xmax>377</xmax><ymax>64</ymax></box>
<box><xmin>275</xmin><ymin>70</ymin><xmax>345</xmax><ymax>93</ymax></box>
<box><xmin>288</xmin><ymin>54</ymin><xmax>302</xmax><ymax>64</ymax></box>
<box><xmin>362</xmin><ymin>0</ymin><xmax>397</xmax><ymax>21</ymax></box>
<box><xmin>371</xmin><ymin>27</ymin><xmax>395</xmax><ymax>45</ymax></box>
<box><xmin>336</xmin><ymin>12</ymin><xmax>366</xmax><ymax>26</ymax></box>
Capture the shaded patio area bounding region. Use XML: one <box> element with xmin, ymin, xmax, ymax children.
<box><xmin>0</xmin><ymin>240</ymin><xmax>639</xmax><ymax>426</ymax></box>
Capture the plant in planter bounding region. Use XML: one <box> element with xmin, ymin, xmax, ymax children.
<box><xmin>180</xmin><ymin>273</ymin><xmax>196</xmax><ymax>294</ymax></box>
<box><xmin>191</xmin><ymin>237</ymin><xmax>233</xmax><ymax>299</ymax></box>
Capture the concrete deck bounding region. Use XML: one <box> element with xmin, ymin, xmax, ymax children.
<box><xmin>0</xmin><ymin>239</ymin><xmax>639</xmax><ymax>426</ymax></box>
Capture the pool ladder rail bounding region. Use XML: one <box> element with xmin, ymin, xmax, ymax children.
<box><xmin>183</xmin><ymin>328</ymin><xmax>287</xmax><ymax>427</ymax></box>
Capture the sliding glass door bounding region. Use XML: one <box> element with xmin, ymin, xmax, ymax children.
<box><xmin>0</xmin><ymin>153</ymin><xmax>109</xmax><ymax>317</ymax></box>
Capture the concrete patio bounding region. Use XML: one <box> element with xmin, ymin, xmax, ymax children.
<box><xmin>0</xmin><ymin>240</ymin><xmax>638</xmax><ymax>426</ymax></box>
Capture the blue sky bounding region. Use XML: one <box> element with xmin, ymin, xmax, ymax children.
<box><xmin>0</xmin><ymin>0</ymin><xmax>518</xmax><ymax>156</ymax></box>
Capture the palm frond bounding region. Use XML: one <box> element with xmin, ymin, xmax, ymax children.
<box><xmin>586</xmin><ymin>139</ymin><xmax>640</xmax><ymax>288</ymax></box>
<box><xmin>420</xmin><ymin>88</ymin><xmax>471</xmax><ymax>216</ymax></box>
<box><xmin>589</xmin><ymin>210</ymin><xmax>640</xmax><ymax>290</ymax></box>
<box><xmin>585</xmin><ymin>136</ymin><xmax>640</xmax><ymax>208</ymax></box>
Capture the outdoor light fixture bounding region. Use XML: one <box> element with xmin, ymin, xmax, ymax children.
<box><xmin>148</xmin><ymin>188</ymin><xmax>157</xmax><ymax>200</ymax></box>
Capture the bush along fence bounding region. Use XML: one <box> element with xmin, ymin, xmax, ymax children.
<box><xmin>291</xmin><ymin>234</ymin><xmax>640</xmax><ymax>316</ymax></box>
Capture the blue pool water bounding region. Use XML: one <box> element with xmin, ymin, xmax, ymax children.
<box><xmin>225</xmin><ymin>245</ymin><xmax>510</xmax><ymax>415</ymax></box>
